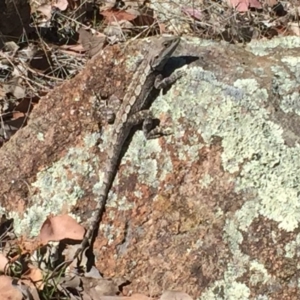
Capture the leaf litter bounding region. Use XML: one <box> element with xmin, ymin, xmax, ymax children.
<box><xmin>1</xmin><ymin>0</ymin><xmax>298</xmax><ymax>145</ymax></box>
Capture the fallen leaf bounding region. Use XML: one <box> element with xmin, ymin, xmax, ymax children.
<box><xmin>4</xmin><ymin>41</ymin><xmax>19</xmax><ymax>56</ymax></box>
<box><xmin>35</xmin><ymin>4</ymin><xmax>52</xmax><ymax>21</ymax></box>
<box><xmin>0</xmin><ymin>276</ymin><xmax>23</xmax><ymax>300</ymax></box>
<box><xmin>0</xmin><ymin>254</ymin><xmax>9</xmax><ymax>272</ymax></box>
<box><xmin>101</xmin><ymin>9</ymin><xmax>136</xmax><ymax>23</ymax></box>
<box><xmin>290</xmin><ymin>22</ymin><xmax>300</xmax><ymax>36</ymax></box>
<box><xmin>104</xmin><ymin>21</ymin><xmax>132</xmax><ymax>41</ymax></box>
<box><xmin>11</xmin><ymin>85</ymin><xmax>26</xmax><ymax>99</ymax></box>
<box><xmin>130</xmin><ymin>294</ymin><xmax>153</xmax><ymax>300</ymax></box>
<box><xmin>0</xmin><ymin>85</ymin><xmax>6</xmax><ymax>99</ymax></box>
<box><xmin>249</xmin><ymin>0</ymin><xmax>262</xmax><ymax>9</ymax></box>
<box><xmin>20</xmin><ymin>279</ymin><xmax>40</xmax><ymax>300</ymax></box>
<box><xmin>38</xmin><ymin>214</ymin><xmax>85</xmax><ymax>244</ymax></box>
<box><xmin>53</xmin><ymin>0</ymin><xmax>69</xmax><ymax>11</ymax></box>
<box><xmin>80</xmin><ymin>276</ymin><xmax>128</xmax><ymax>299</ymax></box>
<box><xmin>14</xmin><ymin>279</ymin><xmax>40</xmax><ymax>300</ymax></box>
<box><xmin>266</xmin><ymin>0</ymin><xmax>277</xmax><ymax>5</ymax></box>
<box><xmin>160</xmin><ymin>290</ymin><xmax>193</xmax><ymax>300</ymax></box>
<box><xmin>227</xmin><ymin>0</ymin><xmax>249</xmax><ymax>12</ymax></box>
<box><xmin>29</xmin><ymin>50</ymin><xmax>53</xmax><ymax>73</ymax></box>
<box><xmin>95</xmin><ymin>295</ymin><xmax>153</xmax><ymax>300</ymax></box>
<box><xmin>23</xmin><ymin>265</ymin><xmax>44</xmax><ymax>289</ymax></box>
<box><xmin>3</xmin><ymin>81</ymin><xmax>25</xmax><ymax>100</ymax></box>
<box><xmin>78</xmin><ymin>29</ymin><xmax>107</xmax><ymax>57</ymax></box>
<box><xmin>227</xmin><ymin>0</ymin><xmax>262</xmax><ymax>11</ymax></box>
<box><xmin>0</xmin><ymin>117</ymin><xmax>26</xmax><ymax>140</ymax></box>
<box><xmin>14</xmin><ymin>97</ymin><xmax>36</xmax><ymax>114</ymax></box>
<box><xmin>182</xmin><ymin>7</ymin><xmax>202</xmax><ymax>20</ymax></box>
<box><xmin>131</xmin><ymin>14</ymin><xmax>155</xmax><ymax>27</ymax></box>
<box><xmin>60</xmin><ymin>44</ymin><xmax>85</xmax><ymax>54</ymax></box>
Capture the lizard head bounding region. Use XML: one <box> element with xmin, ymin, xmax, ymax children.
<box><xmin>149</xmin><ymin>36</ymin><xmax>181</xmax><ymax>71</ymax></box>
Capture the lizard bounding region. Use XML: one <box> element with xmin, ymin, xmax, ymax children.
<box><xmin>73</xmin><ymin>35</ymin><xmax>184</xmax><ymax>267</ymax></box>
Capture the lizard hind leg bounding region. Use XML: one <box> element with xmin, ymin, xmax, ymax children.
<box><xmin>143</xmin><ymin>118</ymin><xmax>173</xmax><ymax>139</ymax></box>
<box><xmin>128</xmin><ymin>110</ymin><xmax>172</xmax><ymax>139</ymax></box>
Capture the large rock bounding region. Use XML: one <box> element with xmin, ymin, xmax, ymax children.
<box><xmin>1</xmin><ymin>36</ymin><xmax>300</xmax><ymax>299</ymax></box>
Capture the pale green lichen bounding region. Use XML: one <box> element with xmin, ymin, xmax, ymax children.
<box><xmin>281</xmin><ymin>56</ymin><xmax>300</xmax><ymax>69</ymax></box>
<box><xmin>200</xmin><ymin>279</ymin><xmax>250</xmax><ymax>300</ymax></box>
<box><xmin>10</xmin><ymin>133</ymin><xmax>98</xmax><ymax>237</ymax></box>
<box><xmin>37</xmin><ymin>132</ymin><xmax>45</xmax><ymax>141</ymax></box>
<box><xmin>98</xmin><ymin>223</ymin><xmax>117</xmax><ymax>246</ymax></box>
<box><xmin>123</xmin><ymin>131</ymin><xmax>161</xmax><ymax>186</ymax></box>
<box><xmin>199</xmin><ymin>249</ymin><xmax>252</xmax><ymax>299</ymax></box>
<box><xmin>246</xmin><ymin>36</ymin><xmax>300</xmax><ymax>56</ymax></box>
<box><xmin>235</xmin><ymin>201</ymin><xmax>259</xmax><ymax>232</ymax></box>
<box><xmin>249</xmin><ymin>260</ymin><xmax>271</xmax><ymax>285</ymax></box>
<box><xmin>178</xmin><ymin>70</ymin><xmax>300</xmax><ymax>232</ymax></box>
<box><xmin>200</xmin><ymin>174</ymin><xmax>213</xmax><ymax>188</ymax></box>
<box><xmin>272</xmin><ymin>63</ymin><xmax>300</xmax><ymax>115</ymax></box>
<box><xmin>271</xmin><ymin>59</ymin><xmax>300</xmax><ymax>115</ymax></box>
<box><xmin>256</xmin><ymin>296</ymin><xmax>269</xmax><ymax>300</ymax></box>
<box><xmin>109</xmin><ymin>194</ymin><xmax>134</xmax><ymax>210</ymax></box>
<box><xmin>284</xmin><ymin>233</ymin><xmax>300</xmax><ymax>259</ymax></box>
<box><xmin>169</xmin><ymin>57</ymin><xmax>300</xmax><ymax>297</ymax></box>
<box><xmin>84</xmin><ymin>132</ymin><xmax>100</xmax><ymax>148</ymax></box>
<box><xmin>223</xmin><ymin>219</ymin><xmax>246</xmax><ymax>260</ymax></box>
<box><xmin>280</xmin><ymin>91</ymin><xmax>300</xmax><ymax>114</ymax></box>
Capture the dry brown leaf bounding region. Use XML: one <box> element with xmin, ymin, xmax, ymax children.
<box><xmin>103</xmin><ymin>21</ymin><xmax>133</xmax><ymax>41</ymax></box>
<box><xmin>29</xmin><ymin>50</ymin><xmax>53</xmax><ymax>73</ymax></box>
<box><xmin>249</xmin><ymin>0</ymin><xmax>262</xmax><ymax>9</ymax></box>
<box><xmin>78</xmin><ymin>29</ymin><xmax>107</xmax><ymax>57</ymax></box>
<box><xmin>20</xmin><ymin>279</ymin><xmax>41</xmax><ymax>300</ymax></box>
<box><xmin>131</xmin><ymin>14</ymin><xmax>155</xmax><ymax>27</ymax></box>
<box><xmin>81</xmin><ymin>277</ymin><xmax>120</xmax><ymax>298</ymax></box>
<box><xmin>89</xmin><ymin>296</ymin><xmax>152</xmax><ymax>300</ymax></box>
<box><xmin>0</xmin><ymin>116</ymin><xmax>26</xmax><ymax>139</ymax></box>
<box><xmin>101</xmin><ymin>9</ymin><xmax>136</xmax><ymax>23</ymax></box>
<box><xmin>266</xmin><ymin>0</ymin><xmax>278</xmax><ymax>6</ymax></box>
<box><xmin>0</xmin><ymin>85</ymin><xmax>6</xmax><ymax>99</ymax></box>
<box><xmin>182</xmin><ymin>7</ymin><xmax>202</xmax><ymax>20</ymax></box>
<box><xmin>23</xmin><ymin>265</ymin><xmax>44</xmax><ymax>289</ymax></box>
<box><xmin>227</xmin><ymin>0</ymin><xmax>249</xmax><ymax>11</ymax></box>
<box><xmin>12</xmin><ymin>111</ymin><xmax>25</xmax><ymax>120</ymax></box>
<box><xmin>60</xmin><ymin>44</ymin><xmax>86</xmax><ymax>54</ymax></box>
<box><xmin>227</xmin><ymin>0</ymin><xmax>262</xmax><ymax>12</ymax></box>
<box><xmin>100</xmin><ymin>0</ymin><xmax>117</xmax><ymax>11</ymax></box>
<box><xmin>126</xmin><ymin>7</ymin><xmax>142</xmax><ymax>17</ymax></box>
<box><xmin>0</xmin><ymin>254</ymin><xmax>9</xmax><ymax>272</ymax></box>
<box><xmin>4</xmin><ymin>41</ymin><xmax>19</xmax><ymax>56</ymax></box>
<box><xmin>38</xmin><ymin>214</ymin><xmax>85</xmax><ymax>244</ymax></box>
<box><xmin>53</xmin><ymin>0</ymin><xmax>69</xmax><ymax>11</ymax></box>
<box><xmin>27</xmin><ymin>287</ymin><xmax>40</xmax><ymax>300</ymax></box>
<box><xmin>3</xmin><ymin>79</ymin><xmax>25</xmax><ymax>99</ymax></box>
<box><xmin>0</xmin><ymin>276</ymin><xmax>23</xmax><ymax>300</ymax></box>
<box><xmin>11</xmin><ymin>85</ymin><xmax>26</xmax><ymax>99</ymax></box>
<box><xmin>16</xmin><ymin>237</ymin><xmax>40</xmax><ymax>255</ymax></box>
<box><xmin>14</xmin><ymin>97</ymin><xmax>36</xmax><ymax>114</ymax></box>
<box><xmin>290</xmin><ymin>23</ymin><xmax>300</xmax><ymax>36</ymax></box>
<box><xmin>160</xmin><ymin>290</ymin><xmax>193</xmax><ymax>300</ymax></box>
<box><xmin>130</xmin><ymin>294</ymin><xmax>153</xmax><ymax>300</ymax></box>
<box><xmin>35</xmin><ymin>4</ymin><xmax>52</xmax><ymax>21</ymax></box>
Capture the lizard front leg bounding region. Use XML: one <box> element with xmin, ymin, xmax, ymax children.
<box><xmin>154</xmin><ymin>70</ymin><xmax>185</xmax><ymax>89</ymax></box>
<box><xmin>128</xmin><ymin>110</ymin><xmax>172</xmax><ymax>139</ymax></box>
<box><xmin>128</xmin><ymin>70</ymin><xmax>185</xmax><ymax>138</ymax></box>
